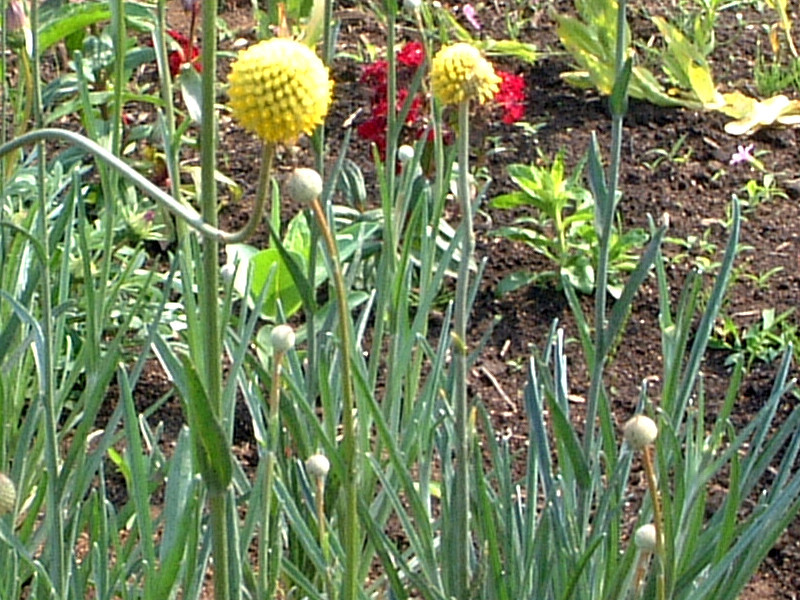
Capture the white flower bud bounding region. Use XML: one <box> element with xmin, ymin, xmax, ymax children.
<box><xmin>398</xmin><ymin>145</ymin><xmax>415</xmax><ymax>163</ymax></box>
<box><xmin>305</xmin><ymin>453</ymin><xmax>330</xmax><ymax>479</ymax></box>
<box><xmin>634</xmin><ymin>523</ymin><xmax>657</xmax><ymax>553</ymax></box>
<box><xmin>287</xmin><ymin>168</ymin><xmax>323</xmax><ymax>204</ymax></box>
<box><xmin>0</xmin><ymin>472</ymin><xmax>17</xmax><ymax>515</ymax></box>
<box><xmin>221</xmin><ymin>263</ymin><xmax>236</xmax><ymax>284</ymax></box>
<box><xmin>403</xmin><ymin>0</ymin><xmax>421</xmax><ymax>12</ymax></box>
<box><xmin>270</xmin><ymin>324</ymin><xmax>296</xmax><ymax>353</ymax></box>
<box><xmin>623</xmin><ymin>415</ymin><xmax>658</xmax><ymax>450</ymax></box>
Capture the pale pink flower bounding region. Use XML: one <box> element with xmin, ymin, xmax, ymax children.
<box><xmin>729</xmin><ymin>144</ymin><xmax>755</xmax><ymax>166</ymax></box>
<box><xmin>463</xmin><ymin>4</ymin><xmax>481</xmax><ymax>30</ymax></box>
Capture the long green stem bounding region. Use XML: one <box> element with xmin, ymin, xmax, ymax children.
<box><xmin>197</xmin><ymin>0</ymin><xmax>237</xmax><ymax>598</ymax></box>
<box><xmin>29</xmin><ymin>0</ymin><xmax>65</xmax><ymax>594</ymax></box>
<box><xmin>451</xmin><ymin>100</ymin><xmax>472</xmax><ymax>600</ymax></box>
<box><xmin>583</xmin><ymin>0</ymin><xmax>628</xmax><ymax>456</ymax></box>
<box><xmin>260</xmin><ymin>347</ymin><xmax>285</xmax><ymax>596</ymax></box>
<box><xmin>309</xmin><ymin>196</ymin><xmax>359</xmax><ymax>600</ymax></box>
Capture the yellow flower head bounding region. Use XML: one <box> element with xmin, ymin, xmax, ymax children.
<box><xmin>227</xmin><ymin>39</ymin><xmax>333</xmax><ymax>143</ymax></box>
<box><xmin>430</xmin><ymin>43</ymin><xmax>500</xmax><ymax>106</ymax></box>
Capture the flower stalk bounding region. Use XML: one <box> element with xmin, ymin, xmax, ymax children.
<box><xmin>624</xmin><ymin>414</ymin><xmax>665</xmax><ymax>600</ymax></box>
<box><xmin>308</xmin><ymin>190</ymin><xmax>360</xmax><ymax>600</ymax></box>
<box><xmin>451</xmin><ymin>99</ymin><xmax>473</xmax><ymax>599</ymax></box>
<box><xmin>430</xmin><ymin>41</ymin><xmax>499</xmax><ymax>599</ymax></box>
<box><xmin>642</xmin><ymin>444</ymin><xmax>666</xmax><ymax>600</ymax></box>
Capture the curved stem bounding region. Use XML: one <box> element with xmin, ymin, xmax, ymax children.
<box><xmin>0</xmin><ymin>128</ymin><xmax>269</xmax><ymax>244</ymax></box>
<box><xmin>309</xmin><ymin>196</ymin><xmax>358</xmax><ymax>600</ymax></box>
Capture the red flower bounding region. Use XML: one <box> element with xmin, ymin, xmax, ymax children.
<box><xmin>360</xmin><ymin>59</ymin><xmax>389</xmax><ymax>99</ymax></box>
<box><xmin>357</xmin><ymin>115</ymin><xmax>388</xmax><ymax>155</ymax></box>
<box><xmin>167</xmin><ymin>29</ymin><xmax>201</xmax><ymax>77</ymax></box>
<box><xmin>494</xmin><ymin>70</ymin><xmax>526</xmax><ymax>124</ymax></box>
<box><xmin>397</xmin><ymin>41</ymin><xmax>425</xmax><ymax>68</ymax></box>
<box><xmin>357</xmin><ymin>42</ymin><xmax>429</xmax><ymax>159</ymax></box>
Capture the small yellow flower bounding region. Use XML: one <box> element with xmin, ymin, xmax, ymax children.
<box><xmin>227</xmin><ymin>39</ymin><xmax>333</xmax><ymax>143</ymax></box>
<box><xmin>430</xmin><ymin>43</ymin><xmax>500</xmax><ymax>106</ymax></box>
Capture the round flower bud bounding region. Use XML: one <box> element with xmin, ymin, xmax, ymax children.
<box><xmin>397</xmin><ymin>145</ymin><xmax>415</xmax><ymax>163</ymax></box>
<box><xmin>286</xmin><ymin>168</ymin><xmax>323</xmax><ymax>204</ymax></box>
<box><xmin>634</xmin><ymin>523</ymin><xmax>657</xmax><ymax>553</ymax></box>
<box><xmin>305</xmin><ymin>453</ymin><xmax>330</xmax><ymax>479</ymax></box>
<box><xmin>431</xmin><ymin>43</ymin><xmax>501</xmax><ymax>106</ymax></box>
<box><xmin>227</xmin><ymin>39</ymin><xmax>333</xmax><ymax>143</ymax></box>
<box><xmin>270</xmin><ymin>324</ymin><xmax>296</xmax><ymax>353</ymax></box>
<box><xmin>403</xmin><ymin>0</ymin><xmax>421</xmax><ymax>11</ymax></box>
<box><xmin>220</xmin><ymin>263</ymin><xmax>236</xmax><ymax>284</ymax></box>
<box><xmin>0</xmin><ymin>472</ymin><xmax>17</xmax><ymax>515</ymax></box>
<box><xmin>623</xmin><ymin>415</ymin><xmax>658</xmax><ymax>450</ymax></box>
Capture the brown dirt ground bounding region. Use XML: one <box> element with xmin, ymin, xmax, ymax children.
<box><xmin>113</xmin><ymin>0</ymin><xmax>800</xmax><ymax>597</ymax></box>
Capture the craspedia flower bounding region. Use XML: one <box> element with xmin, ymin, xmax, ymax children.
<box><xmin>227</xmin><ymin>39</ymin><xmax>333</xmax><ymax>143</ymax></box>
<box><xmin>430</xmin><ymin>43</ymin><xmax>500</xmax><ymax>106</ymax></box>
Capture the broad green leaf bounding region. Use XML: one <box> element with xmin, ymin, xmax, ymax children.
<box><xmin>38</xmin><ymin>2</ymin><xmax>111</xmax><ymax>55</ymax></box>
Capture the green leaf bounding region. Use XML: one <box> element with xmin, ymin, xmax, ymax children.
<box><xmin>496</xmin><ymin>271</ymin><xmax>538</xmax><ymax>296</ymax></box>
<box><xmin>563</xmin><ymin>260</ymin><xmax>594</xmax><ymax>295</ymax></box>
<box><xmin>179</xmin><ymin>65</ymin><xmax>203</xmax><ymax>123</ymax></box>
<box><xmin>609</xmin><ymin>57</ymin><xmax>632</xmax><ymax>116</ymax></box>
<box><xmin>245</xmin><ymin>246</ymin><xmax>306</xmax><ymax>318</ymax></box>
<box><xmin>178</xmin><ymin>355</ymin><xmax>233</xmax><ymax>494</ymax></box>
<box><xmin>38</xmin><ymin>2</ymin><xmax>112</xmax><ymax>55</ymax></box>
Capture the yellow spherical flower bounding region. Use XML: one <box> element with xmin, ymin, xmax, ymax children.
<box><xmin>430</xmin><ymin>43</ymin><xmax>500</xmax><ymax>106</ymax></box>
<box><xmin>227</xmin><ymin>39</ymin><xmax>333</xmax><ymax>143</ymax></box>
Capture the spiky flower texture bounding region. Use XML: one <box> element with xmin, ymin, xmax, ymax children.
<box><xmin>431</xmin><ymin>43</ymin><xmax>500</xmax><ymax>106</ymax></box>
<box><xmin>227</xmin><ymin>39</ymin><xmax>333</xmax><ymax>144</ymax></box>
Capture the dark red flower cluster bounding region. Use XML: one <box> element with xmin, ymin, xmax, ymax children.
<box><xmin>357</xmin><ymin>41</ymin><xmax>428</xmax><ymax>159</ymax></box>
<box><xmin>494</xmin><ymin>70</ymin><xmax>527</xmax><ymax>124</ymax></box>
<box><xmin>167</xmin><ymin>29</ymin><xmax>201</xmax><ymax>77</ymax></box>
<box><xmin>356</xmin><ymin>43</ymin><xmax>528</xmax><ymax>161</ymax></box>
